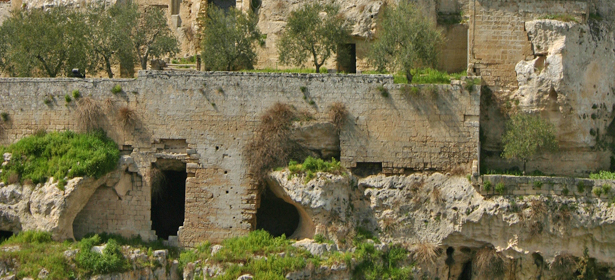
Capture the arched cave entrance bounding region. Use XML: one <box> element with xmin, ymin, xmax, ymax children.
<box><xmin>458</xmin><ymin>260</ymin><xmax>472</xmax><ymax>280</ymax></box>
<box><xmin>256</xmin><ymin>187</ymin><xmax>300</xmax><ymax>238</ymax></box>
<box><xmin>0</xmin><ymin>230</ymin><xmax>13</xmax><ymax>242</ymax></box>
<box><xmin>151</xmin><ymin>159</ymin><xmax>186</xmax><ymax>240</ymax></box>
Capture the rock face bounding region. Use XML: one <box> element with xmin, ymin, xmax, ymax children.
<box><xmin>0</xmin><ymin>172</ymin><xmax>121</xmax><ymax>240</ymax></box>
<box><xmin>483</xmin><ymin>18</ymin><xmax>615</xmax><ymax>175</ymax></box>
<box><xmin>270</xmin><ymin>171</ymin><xmax>615</xmax><ymax>279</ymax></box>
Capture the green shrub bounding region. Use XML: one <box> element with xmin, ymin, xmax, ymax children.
<box><xmin>76</xmin><ymin>235</ymin><xmax>128</xmax><ymax>275</ymax></box>
<box><xmin>465</xmin><ymin>78</ymin><xmax>481</xmax><ymax>92</ymax></box>
<box><xmin>2</xmin><ymin>230</ymin><xmax>52</xmax><ymax>245</ymax></box>
<box><xmin>0</xmin><ymin>112</ymin><xmax>9</xmax><ymax>122</ymax></box>
<box><xmin>483</xmin><ymin>181</ymin><xmax>492</xmax><ymax>192</ymax></box>
<box><xmin>314</xmin><ymin>234</ymin><xmax>326</xmax><ymax>243</ymax></box>
<box><xmin>44</xmin><ymin>97</ymin><xmax>52</xmax><ymax>105</ymax></box>
<box><xmin>300</xmin><ymin>86</ymin><xmax>307</xmax><ymax>93</ymax></box>
<box><xmin>562</xmin><ymin>187</ymin><xmax>570</xmax><ymax>196</ymax></box>
<box><xmin>577</xmin><ymin>181</ymin><xmax>586</xmax><ymax>193</ymax></box>
<box><xmin>602</xmin><ymin>184</ymin><xmax>611</xmax><ymax>195</ymax></box>
<box><xmin>495</xmin><ymin>183</ymin><xmax>506</xmax><ymax>195</ymax></box>
<box><xmin>533</xmin><ymin>181</ymin><xmax>543</xmax><ymax>189</ymax></box>
<box><xmin>64</xmin><ymin>94</ymin><xmax>72</xmax><ymax>103</ymax></box>
<box><xmin>377</xmin><ymin>86</ymin><xmax>389</xmax><ymax>97</ymax></box>
<box><xmin>288</xmin><ymin>156</ymin><xmax>344</xmax><ymax>183</ymax></box>
<box><xmin>0</xmin><ymin>130</ymin><xmax>120</xmax><ymax>185</ymax></box>
<box><xmin>72</xmin><ymin>90</ymin><xmax>81</xmax><ymax>99</ymax></box>
<box><xmin>111</xmin><ymin>84</ymin><xmax>122</xmax><ymax>94</ymax></box>
<box><xmin>589</xmin><ymin>171</ymin><xmax>615</xmax><ymax>180</ymax></box>
<box><xmin>593</xmin><ymin>188</ymin><xmax>603</xmax><ymax>197</ymax></box>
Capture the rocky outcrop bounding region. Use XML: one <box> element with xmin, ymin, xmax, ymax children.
<box><xmin>0</xmin><ymin>173</ymin><xmax>120</xmax><ymax>240</ymax></box>
<box><xmin>484</xmin><ymin>18</ymin><xmax>615</xmax><ymax>175</ymax></box>
<box><xmin>269</xmin><ymin>171</ymin><xmax>615</xmax><ymax>279</ymax></box>
<box><xmin>0</xmin><ymin>155</ymin><xmax>138</xmax><ymax>240</ymax></box>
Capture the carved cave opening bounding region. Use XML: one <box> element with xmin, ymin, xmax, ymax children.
<box><xmin>0</xmin><ymin>230</ymin><xmax>13</xmax><ymax>242</ymax></box>
<box><xmin>151</xmin><ymin>161</ymin><xmax>186</xmax><ymax>240</ymax></box>
<box><xmin>458</xmin><ymin>260</ymin><xmax>472</xmax><ymax>280</ymax></box>
<box><xmin>256</xmin><ymin>187</ymin><xmax>300</xmax><ymax>238</ymax></box>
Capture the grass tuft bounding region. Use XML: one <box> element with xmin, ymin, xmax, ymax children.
<box><xmin>328</xmin><ymin>102</ymin><xmax>348</xmax><ymax>131</ymax></box>
<box><xmin>288</xmin><ymin>156</ymin><xmax>344</xmax><ymax>183</ymax></box>
<box><xmin>111</xmin><ymin>84</ymin><xmax>122</xmax><ymax>94</ymax></box>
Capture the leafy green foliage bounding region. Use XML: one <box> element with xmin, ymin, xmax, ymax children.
<box><xmin>201</xmin><ymin>6</ymin><xmax>263</xmax><ymax>71</ymax></box>
<box><xmin>72</xmin><ymin>90</ymin><xmax>81</xmax><ymax>99</ymax></box>
<box><xmin>111</xmin><ymin>84</ymin><xmax>123</xmax><ymax>94</ymax></box>
<box><xmin>76</xmin><ymin>235</ymin><xmax>129</xmax><ymax>275</ymax></box>
<box><xmin>288</xmin><ymin>156</ymin><xmax>344</xmax><ymax>183</ymax></box>
<box><xmin>540</xmin><ymin>14</ymin><xmax>578</xmax><ymax>23</ymax></box>
<box><xmin>1</xmin><ymin>112</ymin><xmax>8</xmax><ymax>122</ymax></box>
<box><xmin>501</xmin><ymin>114</ymin><xmax>558</xmax><ymax>173</ymax></box>
<box><xmin>368</xmin><ymin>2</ymin><xmax>443</xmax><ymax>83</ymax></box>
<box><xmin>533</xmin><ymin>181</ymin><xmax>543</xmax><ymax>189</ymax></box>
<box><xmin>277</xmin><ymin>3</ymin><xmax>350</xmax><ymax>73</ymax></box>
<box><xmin>352</xmin><ymin>241</ymin><xmax>412</xmax><ymax>280</ymax></box>
<box><xmin>0</xmin><ymin>130</ymin><xmax>120</xmax><ymax>185</ymax></box>
<box><xmin>483</xmin><ymin>181</ymin><xmax>492</xmax><ymax>192</ymax></box>
<box><xmin>495</xmin><ymin>183</ymin><xmax>506</xmax><ymax>195</ymax></box>
<box><xmin>132</xmin><ymin>6</ymin><xmax>179</xmax><ymax>71</ymax></box>
<box><xmin>0</xmin><ymin>231</ymin><xmax>71</xmax><ymax>279</ymax></box>
<box><xmin>64</xmin><ymin>95</ymin><xmax>72</xmax><ymax>103</ymax></box>
<box><xmin>592</xmin><ymin>187</ymin><xmax>603</xmax><ymax>197</ymax></box>
<box><xmin>86</xmin><ymin>3</ymin><xmax>138</xmax><ymax>78</ymax></box>
<box><xmin>0</xmin><ymin>7</ymin><xmax>89</xmax><ymax>77</ymax></box>
<box><xmin>210</xmin><ymin>230</ymin><xmax>309</xmax><ymax>280</ymax></box>
<box><xmin>589</xmin><ymin>171</ymin><xmax>615</xmax><ymax>180</ymax></box>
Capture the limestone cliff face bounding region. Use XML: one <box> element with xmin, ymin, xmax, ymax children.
<box><xmin>270</xmin><ymin>171</ymin><xmax>615</xmax><ymax>279</ymax></box>
<box><xmin>482</xmin><ymin>18</ymin><xmax>615</xmax><ymax>175</ymax></box>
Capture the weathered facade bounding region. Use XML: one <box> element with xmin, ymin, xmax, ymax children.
<box><xmin>0</xmin><ymin>71</ymin><xmax>480</xmax><ymax>245</ymax></box>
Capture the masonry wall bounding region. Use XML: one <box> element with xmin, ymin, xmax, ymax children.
<box><xmin>0</xmin><ymin>71</ymin><xmax>479</xmax><ymax>246</ymax></box>
<box><xmin>468</xmin><ymin>0</ymin><xmax>588</xmax><ymax>89</ymax></box>
<box><xmin>72</xmin><ymin>173</ymin><xmax>155</xmax><ymax>239</ymax></box>
<box><xmin>478</xmin><ymin>175</ymin><xmax>615</xmax><ymax>201</ymax></box>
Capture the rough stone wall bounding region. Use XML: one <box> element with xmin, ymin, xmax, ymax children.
<box><xmin>437</xmin><ymin>24</ymin><xmax>468</xmax><ymax>73</ymax></box>
<box><xmin>0</xmin><ymin>71</ymin><xmax>479</xmax><ymax>245</ymax></box>
<box><xmin>73</xmin><ymin>173</ymin><xmax>155</xmax><ymax>240</ymax></box>
<box><xmin>468</xmin><ymin>0</ymin><xmax>587</xmax><ymax>89</ymax></box>
<box><xmin>480</xmin><ymin>175</ymin><xmax>615</xmax><ymax>199</ymax></box>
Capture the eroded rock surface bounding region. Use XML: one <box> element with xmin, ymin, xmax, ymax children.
<box><xmin>269</xmin><ymin>171</ymin><xmax>615</xmax><ymax>279</ymax></box>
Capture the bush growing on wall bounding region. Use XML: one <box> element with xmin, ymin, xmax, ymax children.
<box><xmin>501</xmin><ymin>113</ymin><xmax>558</xmax><ymax>174</ymax></box>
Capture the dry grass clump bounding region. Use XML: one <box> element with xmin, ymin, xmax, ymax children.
<box><xmin>475</xmin><ymin>247</ymin><xmax>505</xmax><ymax>278</ymax></box>
<box><xmin>550</xmin><ymin>254</ymin><xmax>577</xmax><ymax>280</ymax></box>
<box><xmin>412</xmin><ymin>242</ymin><xmax>438</xmax><ymax>265</ymax></box>
<box><xmin>7</xmin><ymin>172</ymin><xmax>19</xmax><ymax>184</ymax></box>
<box><xmin>431</xmin><ymin>187</ymin><xmax>443</xmax><ymax>204</ymax></box>
<box><xmin>118</xmin><ymin>106</ymin><xmax>136</xmax><ymax>126</ymax></box>
<box><xmin>245</xmin><ymin>103</ymin><xmax>301</xmax><ymax>186</ymax></box>
<box><xmin>76</xmin><ymin>97</ymin><xmax>103</xmax><ymax>131</ymax></box>
<box><xmin>328</xmin><ymin>102</ymin><xmax>348</xmax><ymax>131</ymax></box>
<box><xmin>530</xmin><ymin>199</ymin><xmax>547</xmax><ymax>219</ymax></box>
<box><xmin>150</xmin><ymin>167</ymin><xmax>166</xmax><ymax>202</ymax></box>
<box><xmin>450</xmin><ymin>165</ymin><xmax>467</xmax><ymax>176</ymax></box>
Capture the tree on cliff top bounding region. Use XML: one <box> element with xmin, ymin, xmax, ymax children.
<box><xmin>276</xmin><ymin>3</ymin><xmax>351</xmax><ymax>73</ymax></box>
<box><xmin>0</xmin><ymin>7</ymin><xmax>90</xmax><ymax>77</ymax></box>
<box><xmin>501</xmin><ymin>113</ymin><xmax>559</xmax><ymax>173</ymax></box>
<box><xmin>132</xmin><ymin>6</ymin><xmax>179</xmax><ymax>71</ymax></box>
<box><xmin>86</xmin><ymin>3</ymin><xmax>137</xmax><ymax>78</ymax></box>
<box><xmin>368</xmin><ymin>2</ymin><xmax>443</xmax><ymax>83</ymax></box>
<box><xmin>200</xmin><ymin>6</ymin><xmax>264</xmax><ymax>71</ymax></box>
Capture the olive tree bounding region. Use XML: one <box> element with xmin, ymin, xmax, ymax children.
<box><xmin>201</xmin><ymin>6</ymin><xmax>263</xmax><ymax>71</ymax></box>
<box><xmin>0</xmin><ymin>7</ymin><xmax>90</xmax><ymax>77</ymax></box>
<box><xmin>501</xmin><ymin>113</ymin><xmax>559</xmax><ymax>173</ymax></box>
<box><xmin>86</xmin><ymin>3</ymin><xmax>137</xmax><ymax>78</ymax></box>
<box><xmin>368</xmin><ymin>2</ymin><xmax>443</xmax><ymax>82</ymax></box>
<box><xmin>277</xmin><ymin>3</ymin><xmax>350</xmax><ymax>73</ymax></box>
<box><xmin>132</xmin><ymin>6</ymin><xmax>179</xmax><ymax>70</ymax></box>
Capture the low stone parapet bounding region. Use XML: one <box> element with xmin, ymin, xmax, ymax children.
<box><xmin>478</xmin><ymin>174</ymin><xmax>615</xmax><ymax>199</ymax></box>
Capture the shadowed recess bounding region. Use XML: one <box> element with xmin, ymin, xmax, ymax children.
<box><xmin>256</xmin><ymin>188</ymin><xmax>300</xmax><ymax>237</ymax></box>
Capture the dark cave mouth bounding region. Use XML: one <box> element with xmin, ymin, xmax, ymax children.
<box><xmin>0</xmin><ymin>230</ymin><xmax>13</xmax><ymax>242</ymax></box>
<box><xmin>255</xmin><ymin>187</ymin><xmax>300</xmax><ymax>238</ymax></box>
<box><xmin>151</xmin><ymin>165</ymin><xmax>186</xmax><ymax>240</ymax></box>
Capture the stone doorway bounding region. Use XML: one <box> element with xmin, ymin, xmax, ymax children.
<box><xmin>337</xmin><ymin>43</ymin><xmax>356</xmax><ymax>73</ymax></box>
<box><xmin>151</xmin><ymin>159</ymin><xmax>186</xmax><ymax>240</ymax></box>
<box><xmin>256</xmin><ymin>187</ymin><xmax>300</xmax><ymax>237</ymax></box>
